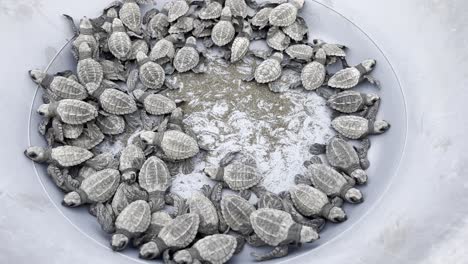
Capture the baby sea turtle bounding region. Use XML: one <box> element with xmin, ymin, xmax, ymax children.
<box><xmin>289</xmin><ymin>184</ymin><xmax>347</xmax><ymax>223</ymax></box>
<box><xmin>269</xmin><ymin>0</ymin><xmax>305</xmax><ymax>27</ymax></box>
<box><xmin>149</xmin><ymin>34</ymin><xmax>183</xmax><ymax>63</ymax></box>
<box><xmin>301</xmin><ymin>48</ymin><xmax>327</xmax><ymax>90</ymax></box>
<box><xmin>144</xmin><ymin>8</ymin><xmax>170</xmax><ymax>39</ymax></box>
<box><xmin>310</xmin><ymin>136</ymin><xmax>367</xmax><ymax>184</ymax></box>
<box><xmin>133</xmin><ymin>89</ymin><xmax>177</xmax><ymax>116</ymax></box>
<box><xmin>328</xmin><ymin>59</ymin><xmax>379</xmax><ymax>89</ymax></box>
<box><xmin>112</xmin><ymin>200</ymin><xmax>151</xmax><ymax>251</ymax></box>
<box><xmin>129</xmin><ymin>39</ymin><xmax>149</xmax><ymax>60</ymax></box>
<box><xmin>96</xmin><ymin>113</ymin><xmax>126</xmax><ymax>135</ymax></box>
<box><xmin>110</xmin><ymin>182</ymin><xmax>148</xmax><ymax>216</ymax></box>
<box><xmin>119</xmin><ymin>0</ymin><xmax>142</xmax><ymax>33</ymax></box>
<box><xmin>198</xmin><ymin>0</ymin><xmax>222</xmax><ymax>20</ymax></box>
<box><xmin>254</xmin><ymin>52</ymin><xmax>283</xmax><ymax>84</ymax></box>
<box><xmin>67</xmin><ymin>122</ymin><xmax>105</xmax><ymax>150</ymax></box>
<box><xmin>312</xmin><ymin>39</ymin><xmax>346</xmax><ymax>63</ymax></box>
<box><xmin>29</xmin><ymin>70</ymin><xmax>88</xmax><ymax>100</ymax></box>
<box><xmin>108</xmin><ymin>18</ymin><xmax>132</xmax><ymax>60</ymax></box>
<box><xmin>62</xmin><ymin>168</ymin><xmax>120</xmax><ymax>207</ymax></box>
<box><xmin>299</xmin><ymin>156</ymin><xmax>363</xmax><ymax>203</ymax></box>
<box><xmin>62</xmin><ymin>123</ymin><xmax>84</xmax><ymax>139</ymax></box>
<box><xmin>230</xmin><ymin>20</ymin><xmax>252</xmax><ymax>63</ymax></box>
<box><xmin>252</xmin><ymin>186</ymin><xmax>284</xmax><ymax>210</ymax></box>
<box><xmin>225</xmin><ymin>0</ymin><xmax>248</xmax><ymax>18</ymax></box>
<box><xmin>96</xmin><ymin>88</ymin><xmax>138</xmax><ymax>115</ymax></box>
<box><xmin>77</xmin><ymin>43</ymin><xmax>103</xmax><ymax>92</ymax></box>
<box><xmin>282</xmin><ymin>17</ymin><xmax>308</xmax><ymax>42</ymax></box>
<box><xmin>266</xmin><ymin>27</ymin><xmax>290</xmax><ymax>51</ymax></box>
<box><xmin>167</xmin><ymin>0</ymin><xmax>190</xmax><ymax>23</ymax></box>
<box><xmin>139</xmin><ymin>213</ymin><xmax>200</xmax><ymax>259</ymax></box>
<box><xmin>249</xmin><ymin>208</ymin><xmax>319</xmax><ymax>261</ymax></box>
<box><xmin>251</xmin><ymin>7</ymin><xmax>273</xmax><ymax>29</ymax></box>
<box><xmin>173</xmin><ymin>234</ymin><xmax>237</xmax><ymax>264</ymax></box>
<box><xmin>100</xmin><ymin>59</ymin><xmax>127</xmax><ymax>81</ymax></box>
<box><xmin>37</xmin><ymin>99</ymin><xmax>98</xmax><ymax>125</ymax></box>
<box><xmin>211</xmin><ymin>7</ymin><xmax>235</xmax><ymax>47</ymax></box>
<box><xmin>168</xmin><ymin>16</ymin><xmax>195</xmax><ymax>34</ymax></box>
<box><xmin>173</xmin><ymin>37</ymin><xmax>200</xmax><ymax>73</ymax></box>
<box><xmin>138</xmin><ymin>156</ymin><xmax>172</xmax><ymax>212</ymax></box>
<box><xmin>119</xmin><ymin>143</ymin><xmax>146</xmax><ymax>183</ymax></box>
<box><xmin>327</xmin><ymin>90</ymin><xmax>380</xmax><ymax>114</ymax></box>
<box><xmin>141</xmin><ymin>127</ymin><xmax>200</xmax><ymax>160</ymax></box>
<box><xmin>221</xmin><ymin>194</ymin><xmax>255</xmax><ymax>235</ymax></box>
<box><xmin>64</xmin><ymin>16</ymin><xmax>99</xmax><ymax>60</ymax></box>
<box><xmin>25</xmin><ymin>145</ymin><xmax>93</xmax><ymax>167</ymax></box>
<box><xmin>332</xmin><ymin>115</ymin><xmax>390</xmax><ymax>139</ymax></box>
<box><xmin>285</xmin><ymin>44</ymin><xmax>314</xmax><ymax>62</ymax></box>
<box><xmin>133</xmin><ymin>211</ymin><xmax>173</xmax><ymax>247</ymax></box>
<box><xmin>136</xmin><ymin>52</ymin><xmax>165</xmax><ymax>89</ymax></box>
<box><xmin>188</xmin><ymin>191</ymin><xmax>219</xmax><ymax>235</ymax></box>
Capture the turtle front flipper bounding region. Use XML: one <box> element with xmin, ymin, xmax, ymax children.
<box><xmin>251</xmin><ymin>245</ymin><xmax>289</xmax><ymax>261</ymax></box>
<box><xmin>95</xmin><ymin>202</ymin><xmax>116</xmax><ymax>233</ymax></box>
<box><xmin>246</xmin><ymin>234</ymin><xmax>267</xmax><ymax>247</ymax></box>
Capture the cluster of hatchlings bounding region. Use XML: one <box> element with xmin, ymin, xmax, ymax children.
<box><xmin>24</xmin><ymin>0</ymin><xmax>391</xmax><ymax>262</ymax></box>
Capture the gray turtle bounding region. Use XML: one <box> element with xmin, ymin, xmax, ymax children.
<box><xmin>230</xmin><ymin>20</ymin><xmax>252</xmax><ymax>63</ymax></box>
<box><xmin>62</xmin><ymin>168</ymin><xmax>120</xmax><ymax>207</ymax></box>
<box><xmin>211</xmin><ymin>7</ymin><xmax>235</xmax><ymax>47</ymax></box>
<box><xmin>168</xmin><ymin>0</ymin><xmax>190</xmax><ymax>23</ymax></box>
<box><xmin>133</xmin><ymin>211</ymin><xmax>173</xmax><ymax>247</ymax></box>
<box><xmin>198</xmin><ymin>0</ymin><xmax>222</xmax><ymax>20</ymax></box>
<box><xmin>139</xmin><ymin>213</ymin><xmax>200</xmax><ymax>259</ymax></box>
<box><xmin>285</xmin><ymin>44</ymin><xmax>314</xmax><ymax>62</ymax></box>
<box><xmin>149</xmin><ymin>34</ymin><xmax>184</xmax><ymax>63</ymax></box>
<box><xmin>278</xmin><ymin>192</ymin><xmax>326</xmax><ymax>231</ymax></box>
<box><xmin>136</xmin><ymin>52</ymin><xmax>165</xmax><ymax>89</ymax></box>
<box><xmin>225</xmin><ymin>0</ymin><xmax>248</xmax><ymax>18</ymax></box>
<box><xmin>254</xmin><ymin>52</ymin><xmax>283</xmax><ymax>84</ymax></box>
<box><xmin>129</xmin><ymin>39</ymin><xmax>149</xmax><ymax>60</ymax></box>
<box><xmin>173</xmin><ymin>37</ymin><xmax>200</xmax><ymax>73</ymax></box>
<box><xmin>119</xmin><ymin>0</ymin><xmax>142</xmax><ymax>33</ymax></box>
<box><xmin>77</xmin><ymin>43</ymin><xmax>103</xmax><ymax>92</ymax></box>
<box><xmin>298</xmin><ymin>156</ymin><xmax>363</xmax><ymax>203</ymax></box>
<box><xmin>133</xmin><ymin>89</ymin><xmax>177</xmax><ymax>116</ymax></box>
<box><xmin>249</xmin><ymin>208</ymin><xmax>319</xmax><ymax>261</ymax></box>
<box><xmin>251</xmin><ymin>186</ymin><xmax>284</xmax><ymax>210</ymax></box>
<box><xmin>111</xmin><ymin>200</ymin><xmax>151</xmax><ymax>251</ymax></box>
<box><xmin>37</xmin><ymin>99</ymin><xmax>98</xmax><ymax>125</ymax></box>
<box><xmin>62</xmin><ymin>123</ymin><xmax>84</xmax><ymax>139</ymax></box>
<box><xmin>68</xmin><ymin>122</ymin><xmax>105</xmax><ymax>150</ymax></box>
<box><xmin>327</xmin><ymin>90</ymin><xmax>380</xmax><ymax>114</ymax></box>
<box><xmin>269</xmin><ymin>0</ymin><xmax>305</xmax><ymax>27</ymax></box>
<box><xmin>192</xmin><ymin>19</ymin><xmax>214</xmax><ymax>38</ymax></box>
<box><xmin>332</xmin><ymin>115</ymin><xmax>390</xmax><ymax>140</ymax></box>
<box><xmin>168</xmin><ymin>16</ymin><xmax>195</xmax><ymax>34</ymax></box>
<box><xmin>108</xmin><ymin>18</ymin><xmax>132</xmax><ymax>60</ymax></box>
<box><xmin>266</xmin><ymin>27</ymin><xmax>290</xmax><ymax>51</ymax></box>
<box><xmin>144</xmin><ymin>8</ymin><xmax>170</xmax><ymax>39</ymax></box>
<box><xmin>310</xmin><ymin>136</ymin><xmax>367</xmax><ymax>184</ymax></box>
<box><xmin>138</xmin><ymin>156</ymin><xmax>172</xmax><ymax>212</ymax></box>
<box><xmin>312</xmin><ymin>39</ymin><xmax>346</xmax><ymax>63</ymax></box>
<box><xmin>96</xmin><ymin>113</ymin><xmax>126</xmax><ymax>135</ymax></box>
<box><xmin>289</xmin><ymin>184</ymin><xmax>347</xmax><ymax>223</ymax></box>
<box><xmin>90</xmin><ymin>7</ymin><xmax>119</xmax><ymax>34</ymax></box>
<box><xmin>85</xmin><ymin>152</ymin><xmax>119</xmax><ymax>170</ymax></box>
<box><xmin>251</xmin><ymin>7</ymin><xmax>273</xmax><ymax>29</ymax></box>
<box><xmin>64</xmin><ymin>16</ymin><xmax>99</xmax><ymax>60</ymax></box>
<box><xmin>301</xmin><ymin>48</ymin><xmax>327</xmax><ymax>90</ymax></box>
<box><xmin>282</xmin><ymin>17</ymin><xmax>308</xmax><ymax>42</ymax></box>
<box><xmin>100</xmin><ymin>60</ymin><xmax>127</xmax><ymax>81</ymax></box>
<box><xmin>173</xmin><ymin>234</ymin><xmax>238</xmax><ymax>264</ymax></box>
<box><xmin>119</xmin><ymin>143</ymin><xmax>146</xmax><ymax>183</ymax></box>
<box><xmin>188</xmin><ymin>191</ymin><xmax>219</xmax><ymax>235</ymax></box>
<box><xmin>220</xmin><ymin>194</ymin><xmax>255</xmax><ymax>235</ymax></box>
<box><xmin>328</xmin><ymin>59</ymin><xmax>379</xmax><ymax>89</ymax></box>
<box><xmin>111</xmin><ymin>182</ymin><xmax>149</xmax><ymax>216</ymax></box>
<box><xmin>95</xmin><ymin>87</ymin><xmax>138</xmax><ymax>115</ymax></box>
<box><xmin>29</xmin><ymin>70</ymin><xmax>88</xmax><ymax>101</ymax></box>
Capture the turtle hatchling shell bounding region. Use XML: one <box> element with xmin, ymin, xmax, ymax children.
<box><xmin>266</xmin><ymin>28</ymin><xmax>290</xmax><ymax>51</ymax></box>
<box><xmin>56</xmin><ymin>99</ymin><xmax>98</xmax><ymax>125</ymax></box>
<box><xmin>115</xmin><ymin>200</ymin><xmax>151</xmax><ymax>237</ymax></box>
<box><xmin>230</xmin><ymin>36</ymin><xmax>250</xmax><ymax>63</ymax></box>
<box><xmin>257</xmin><ymin>191</ymin><xmax>284</xmax><ymax>210</ymax></box>
<box><xmin>80</xmin><ymin>169</ymin><xmax>121</xmax><ymax>203</ymax></box>
<box><xmin>282</xmin><ymin>18</ymin><xmax>308</xmax><ymax>41</ymax></box>
<box><xmin>51</xmin><ymin>146</ymin><xmax>93</xmax><ymax>167</ymax></box>
<box><xmin>301</xmin><ymin>61</ymin><xmax>326</xmax><ymax>90</ymax></box>
<box><xmin>111</xmin><ymin>183</ymin><xmax>149</xmax><ymax>215</ymax></box>
<box><xmin>147</xmin><ymin>12</ymin><xmax>169</xmax><ymax>38</ymax></box>
<box><xmin>72</xmin><ymin>18</ymin><xmax>99</xmax><ymax>59</ymax></box>
<box><xmin>158</xmin><ymin>213</ymin><xmax>200</xmax><ymax>248</ymax></box>
<box><xmin>250</xmin><ymin>208</ymin><xmax>295</xmax><ymax>246</ymax></box>
<box><xmin>119</xmin><ymin>144</ymin><xmax>145</xmax><ymax>172</ymax></box>
<box><xmin>139</xmin><ymin>59</ymin><xmax>165</xmax><ymax>89</ymax></box>
<box><xmin>150</xmin><ymin>38</ymin><xmax>176</xmax><ymax>62</ymax></box>
<box><xmin>62</xmin><ymin>123</ymin><xmax>84</xmax><ymax>139</ymax></box>
<box><xmin>198</xmin><ymin>1</ymin><xmax>222</xmax><ymax>20</ymax></box>
<box><xmin>269</xmin><ymin>3</ymin><xmax>298</xmax><ymax>27</ymax></box>
<box><xmin>306</xmin><ymin>164</ymin><xmax>348</xmax><ymax>197</ymax></box>
<box><xmin>96</xmin><ymin>114</ymin><xmax>125</xmax><ymax>135</ymax></box>
<box><xmin>212</xmin><ymin>20</ymin><xmax>235</xmax><ymax>47</ymax></box>
<box><xmin>138</xmin><ymin>156</ymin><xmax>171</xmax><ymax>193</ymax></box>
<box><xmin>331</xmin><ymin>115</ymin><xmax>370</xmax><ymax>139</ymax></box>
<box><xmin>191</xmin><ymin>234</ymin><xmax>237</xmax><ymax>263</ymax></box>
<box><xmin>188</xmin><ymin>192</ymin><xmax>219</xmax><ymax>234</ymax></box>
<box><xmin>161</xmin><ymin>130</ymin><xmax>199</xmax><ymax>160</ymax></box>
<box><xmin>285</xmin><ymin>44</ymin><xmax>314</xmax><ymax>61</ymax></box>
<box><xmin>77</xmin><ymin>47</ymin><xmax>103</xmax><ymax>88</ymax></box>
<box><xmin>225</xmin><ymin>0</ymin><xmax>248</xmax><ymax>18</ymax></box>
<box><xmin>142</xmin><ymin>94</ymin><xmax>176</xmax><ymax>115</ymax></box>
<box><xmin>108</xmin><ymin>19</ymin><xmax>132</xmax><ymax>60</ymax></box>
<box><xmin>290</xmin><ymin>184</ymin><xmax>329</xmax><ymax>217</ymax></box>
<box><xmin>119</xmin><ymin>1</ymin><xmax>142</xmax><ymax>33</ymax></box>
<box><xmin>254</xmin><ymin>55</ymin><xmax>283</xmax><ymax>84</ymax></box>
<box><xmin>167</xmin><ymin>0</ymin><xmax>189</xmax><ymax>22</ymax></box>
<box><xmin>99</xmin><ymin>89</ymin><xmax>137</xmax><ymax>115</ymax></box>
<box><xmin>321</xmin><ymin>43</ymin><xmax>346</xmax><ymax>57</ymax></box>
<box><xmin>221</xmin><ymin>194</ymin><xmax>255</xmax><ymax>235</ymax></box>
<box><xmin>251</xmin><ymin>7</ymin><xmax>272</xmax><ymax>29</ymax></box>
<box><xmin>168</xmin><ymin>16</ymin><xmax>194</xmax><ymax>34</ymax></box>
<box><xmin>174</xmin><ymin>41</ymin><xmax>200</xmax><ymax>73</ymax></box>
<box><xmin>224</xmin><ymin>163</ymin><xmax>261</xmax><ymax>191</ymax></box>
<box><xmin>328</xmin><ymin>67</ymin><xmax>361</xmax><ymax>89</ymax></box>
<box><xmin>49</xmin><ymin>76</ymin><xmax>88</xmax><ymax>100</ymax></box>
<box><xmin>326</xmin><ymin>137</ymin><xmax>360</xmax><ymax>174</ymax></box>
<box><xmin>68</xmin><ymin>122</ymin><xmax>105</xmax><ymax>150</ymax></box>
<box><xmin>327</xmin><ymin>91</ymin><xmax>365</xmax><ymax>113</ymax></box>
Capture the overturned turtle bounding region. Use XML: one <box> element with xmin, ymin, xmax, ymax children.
<box><xmin>173</xmin><ymin>234</ymin><xmax>238</xmax><ymax>264</ymax></box>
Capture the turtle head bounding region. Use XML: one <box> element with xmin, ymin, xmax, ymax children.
<box><xmin>112</xmin><ymin>18</ymin><xmax>125</xmax><ymax>31</ymax></box>
<box><xmin>327</xmin><ymin>207</ymin><xmax>347</xmax><ymax>223</ymax></box>
<box><xmin>24</xmin><ymin>146</ymin><xmax>48</xmax><ymax>163</ymax></box>
<box><xmin>140</xmin><ymin>131</ymin><xmax>157</xmax><ymax>145</ymax></box>
<box><xmin>344</xmin><ymin>188</ymin><xmax>363</xmax><ymax>204</ymax></box>
<box><xmin>364</xmin><ymin>93</ymin><xmax>380</xmax><ymax>105</ymax></box>
<box><xmin>136</xmin><ymin>51</ymin><xmax>149</xmax><ymax>65</ymax></box>
<box><xmin>122</xmin><ymin>170</ymin><xmax>137</xmax><ymax>183</ymax></box>
<box><xmin>79</xmin><ymin>17</ymin><xmax>93</xmax><ymax>31</ymax></box>
<box><xmin>361</xmin><ymin>59</ymin><xmax>376</xmax><ymax>73</ymax></box>
<box><xmin>139</xmin><ymin>241</ymin><xmax>161</xmax><ymax>259</ymax></box>
<box><xmin>29</xmin><ymin>69</ymin><xmax>46</xmax><ymax>84</ymax></box>
<box><xmin>299</xmin><ymin>226</ymin><xmax>319</xmax><ymax>243</ymax></box>
<box><xmin>351</xmin><ymin>169</ymin><xmax>368</xmax><ymax>185</ymax></box>
<box><xmin>111</xmin><ymin>233</ymin><xmax>129</xmax><ymax>251</ymax></box>
<box><xmin>37</xmin><ymin>104</ymin><xmax>52</xmax><ymax>117</ymax></box>
<box><xmin>173</xmin><ymin>249</ymin><xmax>192</xmax><ymax>263</ymax></box>
<box><xmin>272</xmin><ymin>52</ymin><xmax>284</xmax><ymax>63</ymax></box>
<box><xmin>203</xmin><ymin>166</ymin><xmax>223</xmax><ymax>181</ymax></box>
<box><xmin>78</xmin><ymin>42</ymin><xmax>92</xmax><ymax>60</ymax></box>
<box><xmin>373</xmin><ymin>120</ymin><xmax>391</xmax><ymax>134</ymax></box>
<box><xmin>107</xmin><ymin>8</ymin><xmax>119</xmax><ymax>19</ymax></box>
<box><xmin>62</xmin><ymin>191</ymin><xmax>82</xmax><ymax>207</ymax></box>
<box><xmin>312</xmin><ymin>39</ymin><xmax>325</xmax><ymax>47</ymax></box>
<box><xmin>220</xmin><ymin>6</ymin><xmax>232</xmax><ymax>20</ymax></box>
<box><xmin>186</xmin><ymin>36</ymin><xmax>197</xmax><ymax>47</ymax></box>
